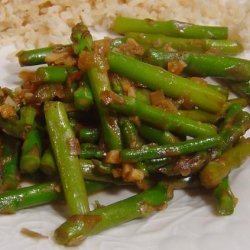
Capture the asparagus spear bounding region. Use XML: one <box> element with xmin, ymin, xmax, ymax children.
<box><xmin>0</xmin><ymin>134</ymin><xmax>20</xmax><ymax>191</ymax></box>
<box><xmin>143</xmin><ymin>49</ymin><xmax>250</xmax><ymax>81</ymax></box>
<box><xmin>16</xmin><ymin>47</ymin><xmax>53</xmax><ymax>66</ymax></box>
<box><xmin>108</xmin><ymin>52</ymin><xmax>227</xmax><ymax>113</ymax></box>
<box><xmin>126</xmin><ymin>32</ymin><xmax>242</xmax><ymax>55</ymax></box>
<box><xmin>110</xmin><ymin>73</ymin><xmax>219</xmax><ymax>124</ymax></box>
<box><xmin>70</xmin><ymin>23</ymin><xmax>123</xmax><ymax>150</ymax></box>
<box><xmin>73</xmin><ymin>85</ymin><xmax>94</xmax><ymax>111</ymax></box>
<box><xmin>70</xmin><ymin>23</ymin><xmax>93</xmax><ymax>54</ymax></box>
<box><xmin>36</xmin><ymin>66</ymin><xmax>76</xmax><ymax>83</ymax></box>
<box><xmin>173</xmin><ymin>106</ymin><xmax>250</xmax><ymax>176</ymax></box>
<box><xmin>20</xmin><ymin>106</ymin><xmax>37</xmax><ymax>126</ymax></box>
<box><xmin>143</xmin><ymin>157</ymin><xmax>176</xmax><ymax>174</ymax></box>
<box><xmin>119</xmin><ymin>117</ymin><xmax>143</xmax><ymax>149</ymax></box>
<box><xmin>110</xmin><ymin>73</ymin><xmax>149</xmax><ymax>149</ymax></box>
<box><xmin>101</xmin><ymin>91</ymin><xmax>217</xmax><ymax>137</ymax></box>
<box><xmin>0</xmin><ymin>183</ymin><xmax>61</xmax><ymax>214</ymax></box>
<box><xmin>16</xmin><ymin>38</ymin><xmax>125</xmax><ymax>67</ymax></box>
<box><xmin>16</xmin><ymin>45</ymin><xmax>72</xmax><ymax>66</ymax></box>
<box><xmin>213</xmin><ymin>176</ymin><xmax>237</xmax><ymax>216</ymax></box>
<box><xmin>118</xmin><ymin>116</ymin><xmax>149</xmax><ymax>179</ymax></box>
<box><xmin>112</xmin><ymin>17</ymin><xmax>228</xmax><ymax>39</ymax></box>
<box><xmin>19</xmin><ymin>105</ymin><xmax>42</xmax><ymax>174</ymax></box>
<box><xmin>200</xmin><ymin>138</ymin><xmax>250</xmax><ymax>189</ymax></box>
<box><xmin>138</xmin><ymin>123</ymin><xmax>179</xmax><ymax>144</ymax></box>
<box><xmin>120</xmin><ymin>135</ymin><xmax>222</xmax><ymax>162</ymax></box>
<box><xmin>219</xmin><ymin>110</ymin><xmax>250</xmax><ymax>152</ymax></box>
<box><xmin>54</xmin><ymin>183</ymin><xmax>172</xmax><ymax>246</ymax></box>
<box><xmin>79</xmin><ymin>143</ymin><xmax>105</xmax><ymax>160</ymax></box>
<box><xmin>40</xmin><ymin>147</ymin><xmax>57</xmax><ymax>176</ymax></box>
<box><xmin>78</xmin><ymin>127</ymin><xmax>99</xmax><ymax>143</ymax></box>
<box><xmin>177</xmin><ymin>110</ymin><xmax>218</xmax><ymax>124</ymax></box>
<box><xmin>219</xmin><ymin>103</ymin><xmax>242</xmax><ymax>129</ymax></box>
<box><xmin>0</xmin><ymin>181</ymin><xmax>111</xmax><ymax>214</ymax></box>
<box><xmin>90</xmin><ymin>64</ymin><xmax>123</xmax><ymax>150</ymax></box>
<box><xmin>19</xmin><ymin>128</ymin><xmax>42</xmax><ymax>174</ymax></box>
<box><xmin>44</xmin><ymin>101</ymin><xmax>89</xmax><ymax>215</ymax></box>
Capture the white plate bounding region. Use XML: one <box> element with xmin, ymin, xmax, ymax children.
<box><xmin>0</xmin><ymin>39</ymin><xmax>250</xmax><ymax>250</ymax></box>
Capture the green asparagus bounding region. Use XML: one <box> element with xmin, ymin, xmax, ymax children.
<box><xmin>126</xmin><ymin>32</ymin><xmax>242</xmax><ymax>55</ymax></box>
<box><xmin>54</xmin><ymin>183</ymin><xmax>172</xmax><ymax>246</ymax></box>
<box><xmin>113</xmin><ymin>17</ymin><xmax>228</xmax><ymax>39</ymax></box>
<box><xmin>108</xmin><ymin>52</ymin><xmax>227</xmax><ymax>113</ymax></box>
<box><xmin>44</xmin><ymin>101</ymin><xmax>89</xmax><ymax>215</ymax></box>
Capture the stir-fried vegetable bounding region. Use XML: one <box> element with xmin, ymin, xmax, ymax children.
<box><xmin>0</xmin><ymin>17</ymin><xmax>249</xmax><ymax>247</ymax></box>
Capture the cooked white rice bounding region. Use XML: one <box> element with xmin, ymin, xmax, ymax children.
<box><xmin>0</xmin><ymin>0</ymin><xmax>249</xmax><ymax>50</ymax></box>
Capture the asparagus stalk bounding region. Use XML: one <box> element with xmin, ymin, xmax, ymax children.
<box><xmin>0</xmin><ymin>134</ymin><xmax>20</xmax><ymax>191</ymax></box>
<box><xmin>173</xmin><ymin>106</ymin><xmax>250</xmax><ymax>176</ymax></box>
<box><xmin>70</xmin><ymin>23</ymin><xmax>93</xmax><ymax>54</ymax></box>
<box><xmin>110</xmin><ymin>73</ymin><xmax>147</xmax><ymax>149</ymax></box>
<box><xmin>20</xmin><ymin>106</ymin><xmax>37</xmax><ymax>126</ymax></box>
<box><xmin>19</xmin><ymin>105</ymin><xmax>42</xmax><ymax>174</ymax></box>
<box><xmin>54</xmin><ymin>183</ymin><xmax>172</xmax><ymax>246</ymax></box>
<box><xmin>219</xmin><ymin>110</ymin><xmax>250</xmax><ymax>152</ymax></box>
<box><xmin>73</xmin><ymin>85</ymin><xmax>94</xmax><ymax>111</ymax></box>
<box><xmin>16</xmin><ymin>47</ymin><xmax>53</xmax><ymax>66</ymax></box>
<box><xmin>88</xmin><ymin>65</ymin><xmax>123</xmax><ymax>150</ymax></box>
<box><xmin>40</xmin><ymin>147</ymin><xmax>57</xmax><ymax>176</ymax></box>
<box><xmin>78</xmin><ymin>127</ymin><xmax>99</xmax><ymax>143</ymax></box>
<box><xmin>177</xmin><ymin>110</ymin><xmax>219</xmax><ymax>124</ymax></box>
<box><xmin>138</xmin><ymin>123</ymin><xmax>179</xmax><ymax>144</ymax></box>
<box><xmin>108</xmin><ymin>52</ymin><xmax>227</xmax><ymax>113</ymax></box>
<box><xmin>118</xmin><ymin>116</ymin><xmax>149</xmax><ymax>178</ymax></box>
<box><xmin>219</xmin><ymin>103</ymin><xmax>242</xmax><ymax>129</ymax></box>
<box><xmin>44</xmin><ymin>101</ymin><xmax>89</xmax><ymax>215</ymax></box>
<box><xmin>119</xmin><ymin>117</ymin><xmax>143</xmax><ymax>148</ymax></box>
<box><xmin>19</xmin><ymin>128</ymin><xmax>42</xmax><ymax>174</ymax></box>
<box><xmin>101</xmin><ymin>91</ymin><xmax>217</xmax><ymax>137</ymax></box>
<box><xmin>143</xmin><ymin>49</ymin><xmax>250</xmax><ymax>81</ymax></box>
<box><xmin>126</xmin><ymin>32</ymin><xmax>242</xmax><ymax>55</ymax></box>
<box><xmin>36</xmin><ymin>66</ymin><xmax>76</xmax><ymax>83</ymax></box>
<box><xmin>213</xmin><ymin>176</ymin><xmax>237</xmax><ymax>216</ymax></box>
<box><xmin>16</xmin><ymin>45</ymin><xmax>72</xmax><ymax>66</ymax></box>
<box><xmin>120</xmin><ymin>135</ymin><xmax>222</xmax><ymax>162</ymax></box>
<box><xmin>16</xmin><ymin>38</ymin><xmax>125</xmax><ymax>67</ymax></box>
<box><xmin>0</xmin><ymin>181</ymin><xmax>111</xmax><ymax>214</ymax></box>
<box><xmin>112</xmin><ymin>17</ymin><xmax>228</xmax><ymax>39</ymax></box>
<box><xmin>70</xmin><ymin>23</ymin><xmax>123</xmax><ymax>150</ymax></box>
<box><xmin>80</xmin><ymin>143</ymin><xmax>105</xmax><ymax>160</ymax></box>
<box><xmin>0</xmin><ymin>183</ymin><xmax>62</xmax><ymax>214</ymax></box>
<box><xmin>200</xmin><ymin>138</ymin><xmax>250</xmax><ymax>189</ymax></box>
<box><xmin>143</xmin><ymin>157</ymin><xmax>176</xmax><ymax>174</ymax></box>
